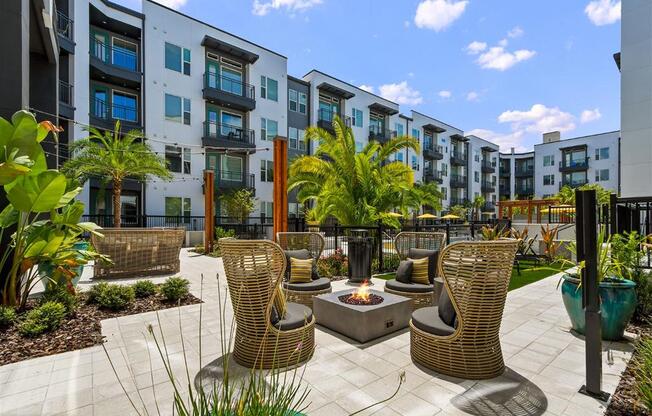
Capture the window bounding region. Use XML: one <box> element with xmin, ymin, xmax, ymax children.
<box><xmin>183</xmin><ymin>147</ymin><xmax>191</xmax><ymax>174</ymax></box>
<box><xmin>441</xmin><ymin>163</ymin><xmax>448</xmax><ymax>176</ymax></box>
<box><xmin>261</xmin><ymin>76</ymin><xmax>278</xmax><ymax>101</ymax></box>
<box><xmin>260</xmin><ymin>201</ymin><xmax>273</xmax><ymax>218</ymax></box>
<box><xmin>441</xmin><ymin>188</ymin><xmax>447</xmax><ymax>200</ymax></box>
<box><xmin>355</xmin><ymin>141</ymin><xmax>363</xmax><ymax>152</ymax></box>
<box><xmin>298</xmin><ymin>129</ymin><xmax>306</xmax><ymax>151</ymax></box>
<box><xmin>596</xmin><ymin>147</ymin><xmax>610</xmax><ymax>160</ymax></box>
<box><xmin>165</xmin><ymin>197</ymin><xmax>191</xmax><ymax>217</ymax></box>
<box><xmin>543</xmin><ymin>155</ymin><xmax>555</xmax><ymax>167</ymax></box>
<box><xmin>596</xmin><ymin>169</ymin><xmax>610</xmax><ymax>182</ymax></box>
<box><xmin>183</xmin><ymin>98</ymin><xmax>191</xmax><ymax>125</ymax></box>
<box><xmin>289</xmin><ymin>89</ymin><xmax>298</xmax><ymax>112</ymax></box>
<box><xmin>165</xmin><ymin>43</ymin><xmax>190</xmax><ymax>75</ymax></box>
<box><xmin>352</xmin><ymin>108</ymin><xmax>363</xmax><ymax>127</ymax></box>
<box><xmin>299</xmin><ymin>92</ymin><xmax>307</xmax><ymax>114</ymax></box>
<box><xmin>411</xmin><ymin>128</ymin><xmax>420</xmax><ymax>141</ymax></box>
<box><xmin>166</xmin><ymin>146</ymin><xmax>182</xmax><ymax>173</ymax></box>
<box><xmin>164</xmin><ymin>94</ymin><xmax>190</xmax><ymax>125</ymax></box>
<box><xmin>260</xmin><ymin>160</ymin><xmax>273</xmax><ymax>182</ymax></box>
<box><xmin>395</xmin><ymin>123</ymin><xmax>404</xmax><ymax>136</ymax></box>
<box><xmin>396</xmin><ymin>152</ymin><xmax>404</xmax><ymax>163</ymax></box>
<box><xmin>411</xmin><ymin>155</ymin><xmax>418</xmax><ymax>170</ymax></box>
<box><xmin>261</xmin><ymin>118</ymin><xmax>278</xmax><ymax>141</ymax></box>
<box><xmin>220</xmin><ymin>155</ymin><xmax>243</xmax><ymax>181</ymax></box>
<box><xmin>287</xmin><ymin>127</ymin><xmax>306</xmax><ymax>151</ymax></box>
<box><xmin>543</xmin><ymin>174</ymin><xmax>555</xmax><ymax>186</ymax></box>
<box><xmin>112</xmin><ymin>38</ymin><xmax>137</xmax><ymax>71</ymax></box>
<box><xmin>474</xmin><ymin>171</ymin><xmax>479</xmax><ymax>183</ymax></box>
<box><xmin>474</xmin><ymin>152</ymin><xmax>480</xmax><ymax>162</ymax></box>
<box><xmin>112</xmin><ymin>91</ymin><xmax>137</xmax><ymax>122</ymax></box>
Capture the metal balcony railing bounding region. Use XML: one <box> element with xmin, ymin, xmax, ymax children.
<box><xmin>203</xmin><ymin>121</ymin><xmax>255</xmax><ymax>145</ymax></box>
<box><xmin>204</xmin><ymin>72</ymin><xmax>255</xmax><ymax>100</ymax></box>
<box><xmin>90</xmin><ymin>36</ymin><xmax>139</xmax><ymax>71</ymax></box>
<box><xmin>90</xmin><ymin>97</ymin><xmax>138</xmax><ymax>123</ymax></box>
<box><xmin>59</xmin><ymin>80</ymin><xmax>73</xmax><ymax>106</ymax></box>
<box><xmin>56</xmin><ymin>10</ymin><xmax>73</xmax><ymax>40</ymax></box>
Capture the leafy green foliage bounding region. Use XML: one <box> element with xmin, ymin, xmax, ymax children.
<box><xmin>289</xmin><ymin>117</ymin><xmax>440</xmax><ymax>227</ymax></box>
<box><xmin>565</xmin><ymin>227</ymin><xmax>621</xmax><ymax>283</ymax></box>
<box><xmin>611</xmin><ymin>231</ymin><xmax>652</xmax><ymax>320</ymax></box>
<box><xmin>631</xmin><ymin>270</ymin><xmax>652</xmax><ymax>321</ymax></box>
<box><xmin>0</xmin><ymin>306</ymin><xmax>17</xmax><ymax>328</ymax></box>
<box><xmin>95</xmin><ymin>284</ymin><xmax>135</xmax><ymax>310</ymax></box>
<box><xmin>540</xmin><ymin>224</ymin><xmax>560</xmax><ymax>261</ymax></box>
<box><xmin>471</xmin><ymin>195</ymin><xmax>486</xmax><ymax>221</ymax></box>
<box><xmin>215</xmin><ymin>227</ymin><xmax>236</xmax><ymax>240</ymax></box>
<box><xmin>87</xmin><ymin>282</ymin><xmax>110</xmax><ymax>304</ymax></box>
<box><xmin>19</xmin><ymin>301</ymin><xmax>66</xmax><ymax>337</ymax></box>
<box><xmin>40</xmin><ymin>285</ymin><xmax>78</xmax><ymax>315</ymax></box>
<box><xmin>132</xmin><ymin>280</ymin><xmax>158</xmax><ymax>298</ymax></box>
<box><xmin>317</xmin><ymin>249</ymin><xmax>348</xmax><ymax>277</ymax></box>
<box><xmin>634</xmin><ymin>337</ymin><xmax>652</xmax><ymax>411</ymax></box>
<box><xmin>160</xmin><ymin>277</ymin><xmax>190</xmax><ymax>301</ymax></box>
<box><xmin>480</xmin><ymin>224</ymin><xmax>509</xmax><ymax>240</ymax></box>
<box><xmin>448</xmin><ymin>205</ymin><xmax>468</xmax><ymax>220</ymax></box>
<box><xmin>556</xmin><ymin>183</ymin><xmax>611</xmax><ymax>206</ymax></box>
<box><xmin>219</xmin><ymin>189</ymin><xmax>256</xmax><ymax>223</ymax></box>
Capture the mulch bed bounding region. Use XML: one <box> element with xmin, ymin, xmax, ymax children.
<box><xmin>604</xmin><ymin>320</ymin><xmax>652</xmax><ymax>416</ymax></box>
<box><xmin>0</xmin><ymin>292</ymin><xmax>201</xmax><ymax>366</ymax></box>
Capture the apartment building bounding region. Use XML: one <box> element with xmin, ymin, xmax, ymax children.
<box><xmin>467</xmin><ymin>135</ymin><xmax>499</xmax><ymax>212</ymax></box>
<box><xmin>499</xmin><ymin>130</ymin><xmax>620</xmax><ymax>200</ymax></box>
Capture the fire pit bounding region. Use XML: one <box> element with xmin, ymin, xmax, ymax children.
<box><xmin>313</xmin><ymin>283</ymin><xmax>411</xmax><ymax>343</ymax></box>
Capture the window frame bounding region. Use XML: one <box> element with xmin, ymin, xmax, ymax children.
<box><xmin>165</xmin><ymin>145</ymin><xmax>183</xmax><ymax>173</ymax></box>
<box><xmin>111</xmin><ymin>37</ymin><xmax>138</xmax><ymax>71</ymax></box>
<box><xmin>111</xmin><ymin>90</ymin><xmax>138</xmax><ymax>122</ymax></box>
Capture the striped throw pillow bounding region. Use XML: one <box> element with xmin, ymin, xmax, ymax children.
<box><xmin>273</xmin><ymin>287</ymin><xmax>287</xmax><ymax>318</ymax></box>
<box><xmin>290</xmin><ymin>257</ymin><xmax>313</xmax><ymax>283</ymax></box>
<box><xmin>408</xmin><ymin>257</ymin><xmax>430</xmax><ymax>285</ymax></box>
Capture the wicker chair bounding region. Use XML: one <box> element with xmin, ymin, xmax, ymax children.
<box><xmin>276</xmin><ymin>232</ymin><xmax>331</xmax><ymax>308</ymax></box>
<box><xmin>410</xmin><ymin>240</ymin><xmax>518</xmax><ymax>379</ymax></box>
<box><xmin>384</xmin><ymin>232</ymin><xmax>447</xmax><ymax>310</ymax></box>
<box><xmin>219</xmin><ymin>239</ymin><xmax>315</xmax><ymax>369</ymax></box>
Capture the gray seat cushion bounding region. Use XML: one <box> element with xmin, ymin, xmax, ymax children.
<box><xmin>395</xmin><ymin>260</ymin><xmax>414</xmax><ymax>283</ymax></box>
<box><xmin>385</xmin><ymin>278</ymin><xmax>434</xmax><ymax>293</ymax></box>
<box><xmin>412</xmin><ymin>306</ymin><xmax>455</xmax><ymax>336</ymax></box>
<box><xmin>273</xmin><ymin>302</ymin><xmax>313</xmax><ymax>331</ymax></box>
<box><xmin>283</xmin><ymin>277</ymin><xmax>331</xmax><ymax>292</ymax></box>
<box><xmin>408</xmin><ymin>248</ymin><xmax>439</xmax><ymax>284</ymax></box>
<box><xmin>438</xmin><ymin>288</ymin><xmax>457</xmax><ymax>327</ymax></box>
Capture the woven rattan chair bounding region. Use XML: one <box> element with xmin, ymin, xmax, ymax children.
<box><xmin>276</xmin><ymin>232</ymin><xmax>331</xmax><ymax>308</ymax></box>
<box><xmin>384</xmin><ymin>232</ymin><xmax>447</xmax><ymax>310</ymax></box>
<box><xmin>410</xmin><ymin>240</ymin><xmax>518</xmax><ymax>379</ymax></box>
<box><xmin>219</xmin><ymin>239</ymin><xmax>315</xmax><ymax>369</ymax></box>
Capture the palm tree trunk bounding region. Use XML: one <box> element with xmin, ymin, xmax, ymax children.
<box><xmin>113</xmin><ymin>178</ymin><xmax>122</xmax><ymax>228</ymax></box>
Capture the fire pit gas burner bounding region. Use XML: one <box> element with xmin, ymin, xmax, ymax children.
<box><xmin>338</xmin><ymin>281</ymin><xmax>384</xmax><ymax>306</ymax></box>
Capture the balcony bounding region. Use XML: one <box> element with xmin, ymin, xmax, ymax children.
<box><xmin>423</xmin><ymin>169</ymin><xmax>443</xmax><ymax>184</ymax></box>
<box><xmin>203</xmin><ymin>73</ymin><xmax>256</xmax><ymax>112</ymax></box>
<box><xmin>559</xmin><ymin>158</ymin><xmax>589</xmax><ymax>172</ymax></box>
<box><xmin>560</xmin><ymin>179</ymin><xmax>588</xmax><ymax>190</ymax></box>
<box><xmin>214</xmin><ymin>171</ymin><xmax>255</xmax><ymax>194</ymax></box>
<box><xmin>482</xmin><ymin>202</ymin><xmax>496</xmax><ymax>212</ymax></box>
<box><xmin>423</xmin><ymin>144</ymin><xmax>444</xmax><ymax>160</ymax></box>
<box><xmin>499</xmin><ymin>184</ymin><xmax>510</xmax><ymax>196</ymax></box>
<box><xmin>514</xmin><ymin>166</ymin><xmax>534</xmax><ymax>177</ymax></box>
<box><xmin>369</xmin><ymin>125</ymin><xmax>397</xmax><ymax>144</ymax></box>
<box><xmin>499</xmin><ymin>165</ymin><xmax>510</xmax><ymax>177</ymax></box>
<box><xmin>481</xmin><ymin>181</ymin><xmax>496</xmax><ymax>193</ymax></box>
<box><xmin>450</xmin><ymin>174</ymin><xmax>467</xmax><ymax>188</ymax></box>
<box><xmin>202</xmin><ymin>121</ymin><xmax>256</xmax><ymax>151</ymax></box>
<box><xmin>450</xmin><ymin>197</ymin><xmax>468</xmax><ymax>207</ymax></box>
<box><xmin>89</xmin><ymin>36</ymin><xmax>141</xmax><ymax>87</ymax></box>
<box><xmin>481</xmin><ymin>160</ymin><xmax>496</xmax><ymax>173</ymax></box>
<box><xmin>515</xmin><ymin>184</ymin><xmax>534</xmax><ymax>196</ymax></box>
<box><xmin>450</xmin><ymin>151</ymin><xmax>467</xmax><ymax>166</ymax></box>
<box><xmin>317</xmin><ymin>108</ymin><xmax>351</xmax><ymax>132</ymax></box>
<box><xmin>58</xmin><ymin>80</ymin><xmax>74</xmax><ymax>119</ymax></box>
<box><xmin>56</xmin><ymin>10</ymin><xmax>74</xmax><ymax>54</ymax></box>
<box><xmin>89</xmin><ymin>97</ymin><xmax>141</xmax><ymax>131</ymax></box>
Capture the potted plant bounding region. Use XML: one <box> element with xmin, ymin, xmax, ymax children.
<box><xmin>304</xmin><ymin>207</ymin><xmax>320</xmax><ymax>232</ymax></box>
<box><xmin>559</xmin><ymin>228</ymin><xmax>637</xmax><ymax>341</ymax></box>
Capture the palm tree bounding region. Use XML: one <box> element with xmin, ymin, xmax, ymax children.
<box><xmin>62</xmin><ymin>121</ymin><xmax>171</xmax><ymax>228</ymax></box>
<box><xmin>472</xmin><ymin>195</ymin><xmax>486</xmax><ymax>221</ymax></box>
<box><xmin>289</xmin><ymin>117</ymin><xmax>436</xmax><ymax>227</ymax></box>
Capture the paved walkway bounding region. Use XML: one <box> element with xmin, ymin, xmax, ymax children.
<box><xmin>0</xmin><ymin>250</ymin><xmax>634</xmax><ymax>415</ymax></box>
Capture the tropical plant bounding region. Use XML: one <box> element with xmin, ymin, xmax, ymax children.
<box><xmin>565</xmin><ymin>227</ymin><xmax>622</xmax><ymax>283</ymax></box>
<box><xmin>511</xmin><ymin>227</ymin><xmax>536</xmax><ymax>256</ymax></box>
<box><xmin>62</xmin><ymin>121</ymin><xmax>171</xmax><ymax>228</ymax></box>
<box><xmin>219</xmin><ymin>188</ymin><xmax>256</xmax><ymax>223</ymax></box>
<box><xmin>472</xmin><ymin>195</ymin><xmax>486</xmax><ymax>221</ymax></box>
<box><xmin>556</xmin><ymin>183</ymin><xmax>611</xmax><ymax>206</ymax></box>
<box><xmin>0</xmin><ymin>306</ymin><xmax>16</xmax><ymax>328</ymax></box>
<box><xmin>611</xmin><ymin>232</ymin><xmax>652</xmax><ymax>320</ymax></box>
<box><xmin>40</xmin><ymin>284</ymin><xmax>79</xmax><ymax>315</ymax></box>
<box><xmin>289</xmin><ymin>117</ymin><xmax>431</xmax><ymax>227</ymax></box>
<box><xmin>0</xmin><ymin>111</ymin><xmax>104</xmax><ymax>308</ymax></box>
<box><xmin>541</xmin><ymin>224</ymin><xmax>560</xmax><ymax>261</ymax></box>
<box><xmin>633</xmin><ymin>336</ymin><xmax>652</xmax><ymax>410</ymax></box>
<box><xmin>449</xmin><ymin>204</ymin><xmax>468</xmax><ymax>220</ymax></box>
<box><xmin>480</xmin><ymin>224</ymin><xmax>509</xmax><ymax>240</ymax></box>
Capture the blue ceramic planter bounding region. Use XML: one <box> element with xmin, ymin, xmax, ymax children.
<box><xmin>39</xmin><ymin>241</ymin><xmax>90</xmax><ymax>289</ymax></box>
<box><xmin>560</xmin><ymin>274</ymin><xmax>637</xmax><ymax>341</ymax></box>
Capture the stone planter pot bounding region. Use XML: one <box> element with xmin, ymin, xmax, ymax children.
<box><xmin>306</xmin><ymin>221</ymin><xmax>320</xmax><ymax>233</ymax></box>
<box><xmin>560</xmin><ymin>274</ymin><xmax>637</xmax><ymax>341</ymax></box>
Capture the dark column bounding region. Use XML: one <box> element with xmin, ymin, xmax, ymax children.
<box><xmin>0</xmin><ymin>0</ymin><xmax>30</xmax><ymax>118</ymax></box>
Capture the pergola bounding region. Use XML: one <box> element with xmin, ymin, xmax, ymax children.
<box><xmin>497</xmin><ymin>199</ymin><xmax>559</xmax><ymax>223</ymax></box>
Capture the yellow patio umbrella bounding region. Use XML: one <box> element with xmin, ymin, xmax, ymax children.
<box><xmin>417</xmin><ymin>213</ymin><xmax>438</xmax><ymax>219</ymax></box>
<box><xmin>540</xmin><ymin>205</ymin><xmax>576</xmax><ymax>214</ymax></box>
<box><xmin>440</xmin><ymin>214</ymin><xmax>461</xmax><ymax>220</ymax></box>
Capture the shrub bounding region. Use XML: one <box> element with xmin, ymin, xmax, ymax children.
<box><xmin>132</xmin><ymin>280</ymin><xmax>158</xmax><ymax>298</ymax></box>
<box><xmin>0</xmin><ymin>306</ymin><xmax>17</xmax><ymax>328</ymax></box>
<box><xmin>318</xmin><ymin>249</ymin><xmax>348</xmax><ymax>278</ymax></box>
<box><xmin>41</xmin><ymin>285</ymin><xmax>78</xmax><ymax>315</ymax></box>
<box><xmin>372</xmin><ymin>255</ymin><xmax>400</xmax><ymax>274</ymax></box>
<box><xmin>631</xmin><ymin>270</ymin><xmax>652</xmax><ymax>321</ymax></box>
<box><xmin>634</xmin><ymin>336</ymin><xmax>652</xmax><ymax>411</ymax></box>
<box><xmin>160</xmin><ymin>277</ymin><xmax>190</xmax><ymax>301</ymax></box>
<box><xmin>19</xmin><ymin>302</ymin><xmax>66</xmax><ymax>337</ymax></box>
<box><xmin>96</xmin><ymin>284</ymin><xmax>135</xmax><ymax>310</ymax></box>
<box><xmin>87</xmin><ymin>282</ymin><xmax>110</xmax><ymax>304</ymax></box>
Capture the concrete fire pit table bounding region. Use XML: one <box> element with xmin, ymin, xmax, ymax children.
<box><xmin>312</xmin><ymin>289</ymin><xmax>412</xmax><ymax>343</ymax></box>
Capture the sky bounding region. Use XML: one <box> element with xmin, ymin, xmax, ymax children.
<box><xmin>114</xmin><ymin>0</ymin><xmax>622</xmax><ymax>152</ymax></box>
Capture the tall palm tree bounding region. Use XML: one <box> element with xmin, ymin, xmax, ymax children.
<box><xmin>62</xmin><ymin>122</ymin><xmax>171</xmax><ymax>228</ymax></box>
<box><xmin>472</xmin><ymin>195</ymin><xmax>485</xmax><ymax>220</ymax></box>
<box><xmin>289</xmin><ymin>117</ymin><xmax>439</xmax><ymax>227</ymax></box>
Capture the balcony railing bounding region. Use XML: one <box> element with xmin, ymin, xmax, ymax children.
<box><xmin>515</xmin><ymin>185</ymin><xmax>534</xmax><ymax>195</ymax></box>
<box><xmin>483</xmin><ymin>202</ymin><xmax>496</xmax><ymax>211</ymax></box>
<box><xmin>499</xmin><ymin>165</ymin><xmax>510</xmax><ymax>176</ymax></box>
<box><xmin>481</xmin><ymin>160</ymin><xmax>496</xmax><ymax>173</ymax></box>
<box><xmin>481</xmin><ymin>181</ymin><xmax>496</xmax><ymax>193</ymax></box>
<box><xmin>56</xmin><ymin>10</ymin><xmax>73</xmax><ymax>40</ymax></box>
<box><xmin>59</xmin><ymin>80</ymin><xmax>73</xmax><ymax>106</ymax></box>
<box><xmin>451</xmin><ymin>151</ymin><xmax>467</xmax><ymax>165</ymax></box>
<box><xmin>450</xmin><ymin>197</ymin><xmax>468</xmax><ymax>207</ymax></box>
<box><xmin>90</xmin><ymin>36</ymin><xmax>139</xmax><ymax>72</ymax></box>
<box><xmin>499</xmin><ymin>185</ymin><xmax>510</xmax><ymax>195</ymax></box>
<box><xmin>423</xmin><ymin>144</ymin><xmax>444</xmax><ymax>159</ymax></box>
<box><xmin>90</xmin><ymin>97</ymin><xmax>138</xmax><ymax>123</ymax></box>
<box><xmin>318</xmin><ymin>108</ymin><xmax>351</xmax><ymax>129</ymax></box>
<box><xmin>450</xmin><ymin>174</ymin><xmax>467</xmax><ymax>188</ymax></box>
<box><xmin>204</xmin><ymin>72</ymin><xmax>255</xmax><ymax>100</ymax></box>
<box><xmin>514</xmin><ymin>166</ymin><xmax>534</xmax><ymax>177</ymax></box>
<box><xmin>215</xmin><ymin>171</ymin><xmax>255</xmax><ymax>190</ymax></box>
<box><xmin>369</xmin><ymin>125</ymin><xmax>396</xmax><ymax>143</ymax></box>
<box><xmin>559</xmin><ymin>158</ymin><xmax>589</xmax><ymax>171</ymax></box>
<box><xmin>423</xmin><ymin>169</ymin><xmax>443</xmax><ymax>183</ymax></box>
<box><xmin>560</xmin><ymin>179</ymin><xmax>588</xmax><ymax>190</ymax></box>
<box><xmin>203</xmin><ymin>121</ymin><xmax>255</xmax><ymax>145</ymax></box>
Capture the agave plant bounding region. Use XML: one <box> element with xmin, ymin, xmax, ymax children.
<box><xmin>480</xmin><ymin>224</ymin><xmax>510</xmax><ymax>241</ymax></box>
<box><xmin>540</xmin><ymin>224</ymin><xmax>560</xmax><ymax>261</ymax></box>
<box><xmin>565</xmin><ymin>227</ymin><xmax>622</xmax><ymax>283</ymax></box>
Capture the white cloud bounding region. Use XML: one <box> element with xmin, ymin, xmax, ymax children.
<box><xmin>476</xmin><ymin>46</ymin><xmax>536</xmax><ymax>71</ymax></box>
<box><xmin>414</xmin><ymin>0</ymin><xmax>468</xmax><ymax>32</ymax></box>
<box><xmin>466</xmin><ymin>41</ymin><xmax>487</xmax><ymax>55</ymax></box>
<box><xmin>585</xmin><ymin>0</ymin><xmax>621</xmax><ymax>26</ymax></box>
<box><xmin>154</xmin><ymin>0</ymin><xmax>188</xmax><ymax>9</ymax></box>
<box><xmin>359</xmin><ymin>84</ymin><xmax>375</xmax><ymax>94</ymax></box>
<box><xmin>498</xmin><ymin>38</ymin><xmax>509</xmax><ymax>47</ymax></box>
<box><xmin>378</xmin><ymin>81</ymin><xmax>424</xmax><ymax>106</ymax></box>
<box><xmin>581</xmin><ymin>108</ymin><xmax>602</xmax><ymax>123</ymax></box>
<box><xmin>507</xmin><ymin>26</ymin><xmax>524</xmax><ymax>38</ymax></box>
<box><xmin>498</xmin><ymin>104</ymin><xmax>576</xmax><ymax>134</ymax></box>
<box><xmin>466</xmin><ymin>129</ymin><xmax>527</xmax><ymax>152</ymax></box>
<box><xmin>252</xmin><ymin>0</ymin><xmax>322</xmax><ymax>16</ymax></box>
<box><xmin>466</xmin><ymin>91</ymin><xmax>480</xmax><ymax>102</ymax></box>
<box><xmin>438</xmin><ymin>90</ymin><xmax>452</xmax><ymax>99</ymax></box>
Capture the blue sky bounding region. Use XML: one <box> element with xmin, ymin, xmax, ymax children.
<box><xmin>116</xmin><ymin>0</ymin><xmax>621</xmax><ymax>152</ymax></box>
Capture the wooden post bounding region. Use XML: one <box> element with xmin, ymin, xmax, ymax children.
<box><xmin>527</xmin><ymin>200</ymin><xmax>533</xmax><ymax>223</ymax></box>
<box><xmin>273</xmin><ymin>136</ymin><xmax>288</xmax><ymax>238</ymax></box>
<box><xmin>204</xmin><ymin>170</ymin><xmax>214</xmax><ymax>253</ymax></box>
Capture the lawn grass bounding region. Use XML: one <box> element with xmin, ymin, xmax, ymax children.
<box><xmin>373</xmin><ymin>260</ymin><xmax>568</xmax><ymax>292</ymax></box>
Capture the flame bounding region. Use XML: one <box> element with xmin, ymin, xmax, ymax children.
<box><xmin>350</xmin><ymin>281</ymin><xmax>370</xmax><ymax>302</ymax></box>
